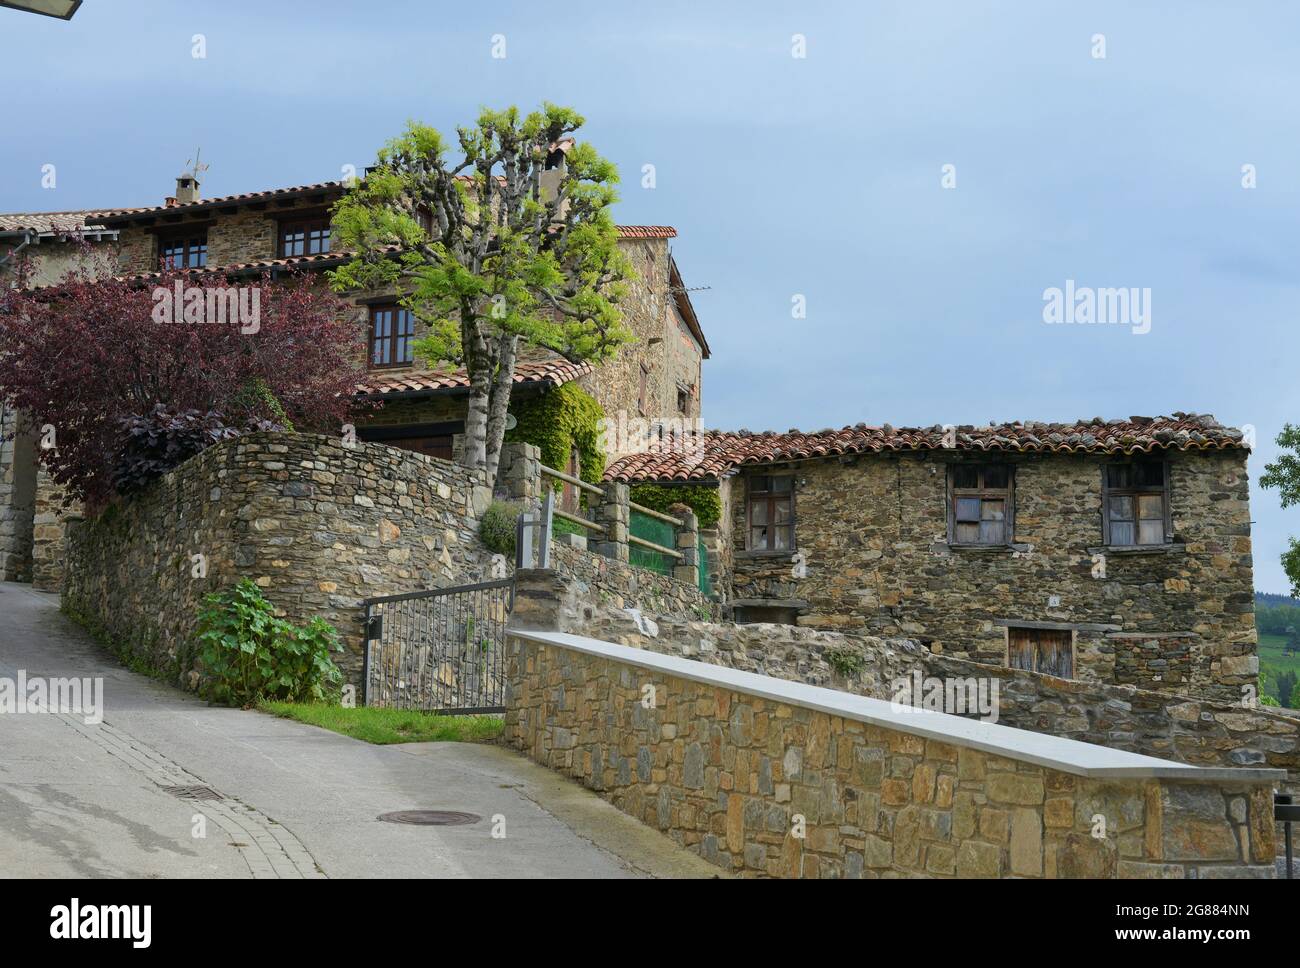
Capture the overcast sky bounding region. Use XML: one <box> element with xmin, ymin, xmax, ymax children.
<box><xmin>2</xmin><ymin>0</ymin><xmax>1298</xmax><ymax>591</ymax></box>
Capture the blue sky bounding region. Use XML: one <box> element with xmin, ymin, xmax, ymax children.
<box><xmin>2</xmin><ymin>0</ymin><xmax>1298</xmax><ymax>590</ymax></box>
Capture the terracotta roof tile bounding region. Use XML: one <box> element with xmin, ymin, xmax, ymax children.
<box><xmin>603</xmin><ymin>414</ymin><xmax>1248</xmax><ymax>483</ymax></box>
<box><xmin>616</xmin><ymin>225</ymin><xmax>678</xmax><ymax>239</ymax></box>
<box><xmin>91</xmin><ymin>178</ymin><xmax>681</xmax><ymax>242</ymax></box>
<box><xmin>0</xmin><ymin>210</ymin><xmax>131</xmax><ymax>235</ymax></box>
<box><xmin>97</xmin><ymin>182</ymin><xmax>344</xmax><ymax>221</ymax></box>
<box><xmin>356</xmin><ymin>358</ymin><xmax>592</xmax><ymax>396</ymax></box>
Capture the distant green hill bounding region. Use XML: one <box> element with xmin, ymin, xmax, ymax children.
<box><xmin>1254</xmin><ymin>593</ymin><xmax>1300</xmax><ymax>707</ymax></box>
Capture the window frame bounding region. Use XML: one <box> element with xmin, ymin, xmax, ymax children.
<box><xmin>1006</xmin><ymin>625</ymin><xmax>1075</xmax><ymax>679</ymax></box>
<box><xmin>745</xmin><ymin>473</ymin><xmax>796</xmax><ymax>553</ymax></box>
<box><xmin>946</xmin><ymin>463</ymin><xmax>1014</xmax><ymax>547</ymax></box>
<box><xmin>157</xmin><ymin>231</ymin><xmax>208</xmax><ymax>269</ymax></box>
<box><xmin>1101</xmin><ymin>460</ymin><xmax>1170</xmax><ymax>547</ymax></box>
<box><xmin>277</xmin><ymin>215</ymin><xmax>333</xmax><ymax>258</ymax></box>
<box><xmin>368</xmin><ymin>304</ymin><xmax>415</xmax><ymax>370</ymax></box>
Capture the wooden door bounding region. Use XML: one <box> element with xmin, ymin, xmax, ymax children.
<box><xmin>389</xmin><ymin>435</ymin><xmax>453</xmax><ymax>460</ymax></box>
<box><xmin>1007</xmin><ymin>627</ymin><xmax>1073</xmax><ymax>678</ymax></box>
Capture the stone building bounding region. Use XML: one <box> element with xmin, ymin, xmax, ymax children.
<box><xmin>0</xmin><ymin>171</ymin><xmax>710</xmax><ymax>587</ymax></box>
<box><xmin>605</xmin><ymin>414</ymin><xmax>1257</xmax><ymax>702</ymax></box>
<box><xmin>0</xmin><ymin>212</ymin><xmax>122</xmax><ymax>584</ymax></box>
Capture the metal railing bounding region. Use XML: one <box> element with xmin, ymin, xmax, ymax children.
<box><xmin>539</xmin><ymin>464</ymin><xmax>605</xmax><ymax>537</ymax></box>
<box><xmin>1278</xmin><ymin>793</ymin><xmax>1297</xmax><ymax>880</ymax></box>
<box><xmin>362</xmin><ymin>578</ymin><xmax>515</xmax><ymax>714</ymax></box>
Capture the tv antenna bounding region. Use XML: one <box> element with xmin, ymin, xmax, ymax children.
<box><xmin>184</xmin><ymin>148</ymin><xmax>210</xmax><ymax>181</ymax></box>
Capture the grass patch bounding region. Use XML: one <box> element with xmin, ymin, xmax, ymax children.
<box><xmin>259</xmin><ymin>701</ymin><xmax>504</xmax><ymax>745</ymax></box>
<box><xmin>1259</xmin><ymin>632</ymin><xmax>1300</xmax><ymax>708</ymax></box>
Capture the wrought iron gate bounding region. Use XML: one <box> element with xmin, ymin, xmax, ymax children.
<box><xmin>362</xmin><ymin>579</ymin><xmax>514</xmax><ymax>714</ymax></box>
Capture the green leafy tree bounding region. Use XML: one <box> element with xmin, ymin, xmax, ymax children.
<box><xmin>331</xmin><ymin>105</ymin><xmax>632</xmax><ymax>488</ymax></box>
<box><xmin>1261</xmin><ymin>424</ymin><xmax>1300</xmax><ymax>595</ymax></box>
<box><xmin>1277</xmin><ymin>669</ymin><xmax>1298</xmax><ymax>708</ymax></box>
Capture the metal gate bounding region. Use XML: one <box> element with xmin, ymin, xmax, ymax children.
<box><xmin>362</xmin><ymin>579</ymin><xmax>514</xmax><ymax>714</ymax></box>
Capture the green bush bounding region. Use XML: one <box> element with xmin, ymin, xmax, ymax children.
<box><xmin>629</xmin><ymin>483</ymin><xmax>722</xmax><ymax>529</ymax></box>
<box><xmin>504</xmin><ymin>382</ymin><xmax>606</xmax><ymax>486</ymax></box>
<box><xmin>825</xmin><ymin>647</ymin><xmax>866</xmax><ymax>679</ymax></box>
<box><xmin>195</xmin><ymin>579</ymin><xmax>343</xmax><ymax>706</ymax></box>
<box><xmin>479</xmin><ymin>500</ymin><xmax>520</xmax><ymax>557</ymax></box>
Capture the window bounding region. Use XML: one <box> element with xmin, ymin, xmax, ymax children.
<box><xmin>279</xmin><ymin>217</ymin><xmax>332</xmax><ymax>257</ymax></box>
<box><xmin>677</xmin><ymin>384</ymin><xmax>692</xmax><ymax>414</ymax></box>
<box><xmin>369</xmin><ymin>305</ymin><xmax>414</xmax><ymax>368</ymax></box>
<box><xmin>948</xmin><ymin>464</ymin><xmax>1012</xmax><ymax>545</ymax></box>
<box><xmin>1103</xmin><ymin>462</ymin><xmax>1168</xmax><ymax>546</ymax></box>
<box><xmin>1007</xmin><ymin>626</ymin><xmax>1074</xmax><ymax>678</ymax></box>
<box><xmin>387</xmin><ymin>435</ymin><xmax>453</xmax><ymax>460</ymax></box>
<box><xmin>159</xmin><ymin>233</ymin><xmax>207</xmax><ymax>269</ymax></box>
<box><xmin>747</xmin><ymin>474</ymin><xmax>794</xmax><ymax>551</ymax></box>
<box><xmin>734</xmin><ymin>605</ymin><xmax>799</xmax><ymax>626</ymax></box>
<box><xmin>357</xmin><ymin>421</ymin><xmax>461</xmax><ymax>462</ymax></box>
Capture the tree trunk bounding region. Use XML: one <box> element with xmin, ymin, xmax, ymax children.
<box><xmin>460</xmin><ymin>310</ymin><xmax>492</xmax><ymax>479</ymax></box>
<box><xmin>482</xmin><ymin>334</ymin><xmax>519</xmax><ymax>491</ymax></box>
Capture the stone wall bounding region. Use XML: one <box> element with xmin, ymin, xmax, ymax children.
<box><xmin>502</xmin><ymin>626</ymin><xmax>1279</xmax><ymax>878</ymax></box>
<box><xmin>31</xmin><ymin>467</ymin><xmax>76</xmax><ymax>591</ymax></box>
<box><xmin>63</xmin><ymin>431</ymin><xmax>493</xmax><ymax>686</ymax></box>
<box><xmin>575</xmin><ymin>237</ymin><xmax>702</xmax><ymax>441</ymax></box>
<box><xmin>515</xmin><ymin>570</ymin><xmax>1300</xmax><ymax>794</ymax></box>
<box><xmin>0</xmin><ymin>404</ymin><xmax>36</xmax><ymax>582</ymax></box>
<box><xmin>727</xmin><ymin>449</ymin><xmax>1255</xmax><ymax>703</ymax></box>
<box><xmin>550</xmin><ymin>540</ymin><xmax>715</xmax><ymax>623</ymax></box>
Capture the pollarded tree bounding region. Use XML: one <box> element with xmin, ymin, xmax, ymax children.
<box><xmin>330</xmin><ymin>104</ymin><xmax>632</xmax><ymax>489</ymax></box>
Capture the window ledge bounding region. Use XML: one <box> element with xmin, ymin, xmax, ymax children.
<box><xmin>932</xmin><ymin>542</ymin><xmax>1031</xmax><ymax>554</ymax></box>
<box><xmin>736</xmin><ymin>550</ymin><xmax>796</xmax><ymax>560</ymax></box>
<box><xmin>1088</xmin><ymin>544</ymin><xmax>1185</xmax><ymax>556</ymax></box>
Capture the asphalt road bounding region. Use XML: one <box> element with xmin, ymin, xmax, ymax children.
<box><xmin>0</xmin><ymin>581</ymin><xmax>718</xmax><ymax>879</ymax></box>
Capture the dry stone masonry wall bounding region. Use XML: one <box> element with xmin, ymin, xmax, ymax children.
<box><xmin>503</xmin><ymin>628</ymin><xmax>1278</xmax><ymax>878</ymax></box>
<box><xmin>516</xmin><ymin>570</ymin><xmax>1300</xmax><ymax>795</ymax></box>
<box><xmin>728</xmin><ymin>450</ymin><xmax>1255</xmax><ymax>703</ymax></box>
<box><xmin>63</xmin><ymin>432</ymin><xmax>493</xmax><ymax>686</ymax></box>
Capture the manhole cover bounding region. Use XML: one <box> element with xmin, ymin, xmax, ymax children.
<box><xmin>377</xmin><ymin>810</ymin><xmax>481</xmax><ymax>826</ymax></box>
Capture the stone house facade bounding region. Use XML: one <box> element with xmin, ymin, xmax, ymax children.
<box><xmin>0</xmin><ymin>171</ymin><xmax>709</xmax><ymax>587</ymax></box>
<box><xmin>605</xmin><ymin>415</ymin><xmax>1257</xmax><ymax>703</ymax></box>
<box><xmin>0</xmin><ymin>213</ymin><xmax>124</xmax><ymax>584</ymax></box>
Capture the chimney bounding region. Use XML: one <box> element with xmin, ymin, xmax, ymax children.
<box><xmin>175</xmin><ymin>172</ymin><xmax>201</xmax><ymax>206</ymax></box>
<box><xmin>538</xmin><ymin>138</ymin><xmax>572</xmax><ymax>219</ymax></box>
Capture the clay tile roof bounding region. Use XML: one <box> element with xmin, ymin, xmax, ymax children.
<box><xmin>109</xmin><ymin>248</ymin><xmax>367</xmax><ymax>287</ymax></box>
<box><xmin>616</xmin><ymin>225</ymin><xmax>678</xmax><ymax>239</ymax></box>
<box><xmin>0</xmin><ymin>210</ymin><xmax>130</xmax><ymax>235</ymax></box>
<box><xmin>92</xmin><ymin>177</ymin><xmax>680</xmax><ymax>241</ymax></box>
<box><xmin>96</xmin><ymin>182</ymin><xmax>345</xmax><ymax>222</ymax></box>
<box><xmin>355</xmin><ymin>357</ymin><xmax>592</xmax><ymax>397</ymax></box>
<box><xmin>603</xmin><ymin>413</ymin><xmax>1247</xmax><ymax>483</ymax></box>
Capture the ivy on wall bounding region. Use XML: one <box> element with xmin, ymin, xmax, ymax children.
<box><xmin>505</xmin><ymin>382</ymin><xmax>606</xmax><ymax>485</ymax></box>
<box><xmin>629</xmin><ymin>483</ymin><xmax>722</xmax><ymax>529</ymax></box>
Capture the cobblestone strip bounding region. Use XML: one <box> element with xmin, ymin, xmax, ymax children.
<box><xmin>53</xmin><ymin>712</ymin><xmax>326</xmax><ymax>879</ymax></box>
